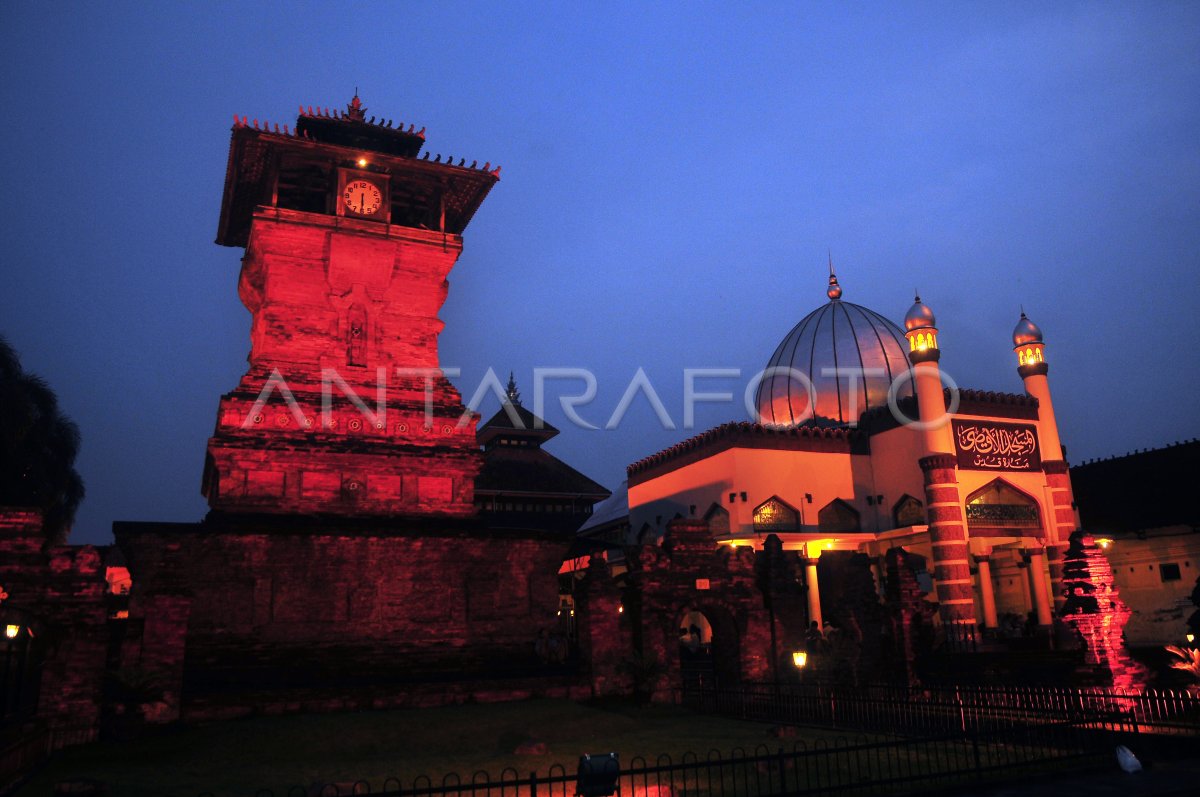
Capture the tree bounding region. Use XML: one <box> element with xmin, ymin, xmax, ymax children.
<box><xmin>0</xmin><ymin>336</ymin><xmax>84</xmax><ymax>542</ymax></box>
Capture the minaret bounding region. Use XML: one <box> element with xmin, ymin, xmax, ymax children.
<box><xmin>1013</xmin><ymin>311</ymin><xmax>1074</xmax><ymax>613</ymax></box>
<box><xmin>903</xmin><ymin>296</ymin><xmax>977</xmax><ymax>635</ymax></box>
<box><xmin>202</xmin><ymin>96</ymin><xmax>500</xmax><ymax>518</ymax></box>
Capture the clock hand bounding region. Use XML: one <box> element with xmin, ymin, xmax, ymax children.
<box><xmin>361</xmin><ymin>192</ymin><xmax>365</xmax><ymax>211</ymax></box>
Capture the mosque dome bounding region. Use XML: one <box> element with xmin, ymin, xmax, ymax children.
<box><xmin>1012</xmin><ymin>312</ymin><xmax>1044</xmax><ymax>347</ymax></box>
<box><xmin>756</xmin><ymin>273</ymin><xmax>915</xmax><ymax>426</ymax></box>
<box><xmin>904</xmin><ymin>295</ymin><xmax>936</xmax><ymax>331</ymax></box>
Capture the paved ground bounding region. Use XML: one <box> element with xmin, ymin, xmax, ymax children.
<box><xmin>962</xmin><ymin>757</ymin><xmax>1200</xmax><ymax>797</ymax></box>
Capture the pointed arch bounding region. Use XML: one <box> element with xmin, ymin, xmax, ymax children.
<box><xmin>752</xmin><ymin>496</ymin><xmax>799</xmax><ymax>532</ymax></box>
<box><xmin>703</xmin><ymin>502</ymin><xmax>730</xmax><ymax>537</ymax></box>
<box><xmin>892</xmin><ymin>494</ymin><xmax>925</xmax><ymax>528</ymax></box>
<box><xmin>964</xmin><ymin>478</ymin><xmax>1040</xmax><ymax>529</ymax></box>
<box><xmin>818</xmin><ymin>498</ymin><xmax>860</xmax><ymax>533</ymax></box>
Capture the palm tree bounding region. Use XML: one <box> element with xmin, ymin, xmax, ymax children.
<box><xmin>0</xmin><ymin>335</ymin><xmax>85</xmax><ymax>543</ymax></box>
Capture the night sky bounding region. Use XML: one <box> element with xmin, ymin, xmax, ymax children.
<box><xmin>2</xmin><ymin>3</ymin><xmax>1197</xmax><ymax>546</ymax></box>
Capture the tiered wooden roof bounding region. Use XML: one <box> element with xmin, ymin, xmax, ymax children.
<box><xmin>216</xmin><ymin>96</ymin><xmax>499</xmax><ymax>247</ymax></box>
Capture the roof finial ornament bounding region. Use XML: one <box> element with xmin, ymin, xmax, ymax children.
<box><xmin>826</xmin><ymin>252</ymin><xmax>842</xmax><ymax>301</ymax></box>
<box><xmin>347</xmin><ymin>92</ymin><xmax>366</xmax><ymax>122</ymax></box>
<box><xmin>505</xmin><ymin>371</ymin><xmax>522</xmax><ymax>406</ymax></box>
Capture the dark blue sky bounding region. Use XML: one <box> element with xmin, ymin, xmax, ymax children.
<box><xmin>2</xmin><ymin>3</ymin><xmax>1198</xmax><ymax>546</ymax></box>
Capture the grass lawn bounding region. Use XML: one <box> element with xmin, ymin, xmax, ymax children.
<box><xmin>18</xmin><ymin>699</ymin><xmax>891</xmax><ymax>797</ymax></box>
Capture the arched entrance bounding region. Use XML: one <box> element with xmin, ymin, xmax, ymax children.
<box><xmin>676</xmin><ymin>606</ymin><xmax>739</xmax><ymax>688</ymax></box>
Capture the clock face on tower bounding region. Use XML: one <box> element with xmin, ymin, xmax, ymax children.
<box><xmin>343</xmin><ymin>179</ymin><xmax>383</xmax><ymax>216</ymax></box>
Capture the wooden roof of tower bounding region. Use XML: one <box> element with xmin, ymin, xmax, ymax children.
<box><xmin>216</xmin><ymin>95</ymin><xmax>500</xmax><ymax>248</ymax></box>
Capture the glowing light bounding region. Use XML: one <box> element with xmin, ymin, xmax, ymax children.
<box><xmin>618</xmin><ymin>605</ymin><xmax>624</xmax><ymax>614</ymax></box>
<box><xmin>1017</xmin><ymin>342</ymin><xmax>1046</xmax><ymax>366</ymax></box>
<box><xmin>1096</xmin><ymin>538</ymin><xmax>1113</xmax><ymax>550</ymax></box>
<box><xmin>906</xmin><ymin>330</ymin><xmax>938</xmax><ymax>353</ymax></box>
<box><xmin>356</xmin><ymin>157</ymin><xmax>368</xmax><ymax>167</ymax></box>
<box><xmin>4</xmin><ymin>624</ymin><xmax>17</xmax><ymax>639</ymax></box>
<box><xmin>1188</xmin><ymin>633</ymin><xmax>1195</xmax><ymax>645</ymax></box>
<box><xmin>792</xmin><ymin>651</ymin><xmax>808</xmax><ymax>668</ymax></box>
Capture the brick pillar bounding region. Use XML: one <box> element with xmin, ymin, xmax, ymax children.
<box><xmin>575</xmin><ymin>553</ymin><xmax>629</xmax><ymax>698</ymax></box>
<box><xmin>1043</xmin><ymin>460</ymin><xmax>1075</xmax><ymax>615</ymax></box>
<box><xmin>131</xmin><ymin>591</ymin><xmax>192</xmax><ymax>723</ymax></box>
<box><xmin>919</xmin><ymin>454</ymin><xmax>977</xmax><ymax>632</ymax></box>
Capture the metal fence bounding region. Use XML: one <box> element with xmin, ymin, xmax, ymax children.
<box><xmin>181</xmin><ymin>721</ymin><xmax>1108</xmax><ymax>797</ymax></box>
<box><xmin>678</xmin><ymin>682</ymin><xmax>1200</xmax><ymax>736</ymax></box>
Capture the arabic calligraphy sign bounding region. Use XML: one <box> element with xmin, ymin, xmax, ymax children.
<box><xmin>953</xmin><ymin>420</ymin><xmax>1041</xmax><ymax>472</ymax></box>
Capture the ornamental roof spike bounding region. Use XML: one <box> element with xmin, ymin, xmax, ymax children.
<box><xmin>422</xmin><ymin>152</ymin><xmax>430</xmax><ymax>160</ymax></box>
<box><xmin>369</xmin><ymin>116</ymin><xmax>375</xmax><ymax>124</ymax></box>
<box><xmin>298</xmin><ymin>104</ymin><xmax>305</xmax><ymax>115</ymax></box>
<box><xmin>283</xmin><ymin>124</ymin><xmax>290</xmax><ymax>136</ymax></box>
<box><xmin>470</xmin><ymin>160</ymin><xmax>477</xmax><ymax>169</ymax></box>
<box><xmin>273</xmin><ymin>123</ymin><xmax>280</xmax><ymax>133</ymax></box>
<box><xmin>233</xmin><ymin>114</ymin><xmax>242</xmax><ymax>128</ymax></box>
<box><xmin>491</xmin><ymin>165</ymin><xmax>501</xmax><ymax>176</ymax></box>
<box><xmin>252</xmin><ymin>119</ymin><xmax>259</xmax><ymax>129</ymax></box>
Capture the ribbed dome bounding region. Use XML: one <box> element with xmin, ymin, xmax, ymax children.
<box><xmin>1012</xmin><ymin>312</ymin><xmax>1044</xmax><ymax>346</ymax></box>
<box><xmin>756</xmin><ymin>279</ymin><xmax>915</xmax><ymax>426</ymax></box>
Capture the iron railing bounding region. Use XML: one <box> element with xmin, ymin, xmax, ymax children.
<box><xmin>179</xmin><ymin>721</ymin><xmax>1108</xmax><ymax>797</ymax></box>
<box><xmin>679</xmin><ymin>681</ymin><xmax>1200</xmax><ymax>736</ymax></box>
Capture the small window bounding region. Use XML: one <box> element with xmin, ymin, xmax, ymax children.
<box><xmin>752</xmin><ymin>497</ymin><xmax>799</xmax><ymax>532</ymax></box>
<box><xmin>1160</xmin><ymin>563</ymin><xmax>1182</xmax><ymax>582</ymax></box>
<box><xmin>704</xmin><ymin>503</ymin><xmax>731</xmax><ymax>536</ymax></box>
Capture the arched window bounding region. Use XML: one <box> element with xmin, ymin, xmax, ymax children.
<box><xmin>704</xmin><ymin>503</ymin><xmax>730</xmax><ymax>536</ymax></box>
<box><xmin>892</xmin><ymin>494</ymin><xmax>925</xmax><ymax>528</ymax></box>
<box><xmin>965</xmin><ymin>479</ymin><xmax>1040</xmax><ymax>529</ymax></box>
<box><xmin>818</xmin><ymin>499</ymin><xmax>860</xmax><ymax>533</ymax></box>
<box><xmin>752</xmin><ymin>497</ymin><xmax>799</xmax><ymax>532</ymax></box>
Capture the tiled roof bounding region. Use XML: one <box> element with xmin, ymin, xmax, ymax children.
<box><xmin>627</xmin><ymin>421</ymin><xmax>856</xmax><ymax>481</ymax></box>
<box><xmin>476</xmin><ymin>446</ymin><xmax>610</xmax><ymax>499</ymax></box>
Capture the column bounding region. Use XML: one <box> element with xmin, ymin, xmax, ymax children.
<box><xmin>803</xmin><ymin>557</ymin><xmax>822</xmax><ymax>629</ymax></box>
<box><xmin>1046</xmin><ymin>542</ymin><xmax>1069</xmax><ymax>615</ymax></box>
<box><xmin>1043</xmin><ymin>461</ymin><xmax>1075</xmax><ymax>614</ymax></box>
<box><xmin>1027</xmin><ymin>549</ymin><xmax>1053</xmax><ymax>627</ymax></box>
<box><xmin>920</xmin><ymin>454</ymin><xmax>978</xmax><ymax>632</ymax></box>
<box><xmin>868</xmin><ymin>556</ymin><xmax>885</xmax><ymax>599</ymax></box>
<box><xmin>974</xmin><ymin>555</ymin><xmax>999</xmax><ymax>629</ymax></box>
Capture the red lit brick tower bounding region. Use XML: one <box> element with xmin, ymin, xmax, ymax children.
<box><xmin>203</xmin><ymin>96</ymin><xmax>498</xmax><ymax>517</ymax></box>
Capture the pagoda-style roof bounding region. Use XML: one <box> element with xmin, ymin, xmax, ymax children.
<box><xmin>476</xmin><ymin>445</ymin><xmax>610</xmax><ymax>501</ymax></box>
<box><xmin>216</xmin><ymin>96</ymin><xmax>500</xmax><ymax>248</ymax></box>
<box><xmin>477</xmin><ymin>401</ymin><xmax>559</xmax><ymax>448</ymax></box>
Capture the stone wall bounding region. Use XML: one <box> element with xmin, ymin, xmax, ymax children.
<box><xmin>0</xmin><ymin>508</ymin><xmax>109</xmax><ymax>742</ymax></box>
<box><xmin>114</xmin><ymin>515</ymin><xmax>576</xmax><ymax>720</ymax></box>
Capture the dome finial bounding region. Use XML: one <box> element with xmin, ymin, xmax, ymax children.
<box><xmin>904</xmin><ymin>294</ymin><xmax>936</xmax><ymax>331</ymax></box>
<box><xmin>826</xmin><ymin>252</ymin><xmax>842</xmax><ymax>300</ymax></box>
<box><xmin>1012</xmin><ymin>310</ymin><xmax>1043</xmax><ymax>347</ymax></box>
